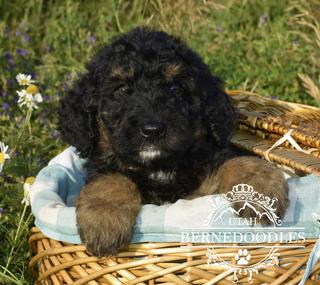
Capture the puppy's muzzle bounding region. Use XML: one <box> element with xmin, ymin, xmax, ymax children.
<box><xmin>140</xmin><ymin>121</ymin><xmax>166</xmax><ymax>140</ymax></box>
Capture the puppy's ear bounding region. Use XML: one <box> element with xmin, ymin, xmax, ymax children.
<box><xmin>200</xmin><ymin>74</ymin><xmax>235</xmax><ymax>147</ymax></box>
<box><xmin>58</xmin><ymin>72</ymin><xmax>97</xmax><ymax>157</ymax></box>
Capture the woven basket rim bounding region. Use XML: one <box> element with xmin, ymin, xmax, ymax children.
<box><xmin>29</xmin><ymin>226</ymin><xmax>320</xmax><ymax>285</ymax></box>
<box><xmin>227</xmin><ymin>89</ymin><xmax>320</xmax><ymax>111</ymax></box>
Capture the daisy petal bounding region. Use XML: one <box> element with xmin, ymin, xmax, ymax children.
<box><xmin>16</xmin><ymin>73</ymin><xmax>35</xmax><ymax>86</ymax></box>
<box><xmin>34</xmin><ymin>93</ymin><xmax>43</xmax><ymax>103</ymax></box>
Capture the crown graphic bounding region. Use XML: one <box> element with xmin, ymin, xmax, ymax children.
<box><xmin>224</xmin><ymin>183</ymin><xmax>278</xmax><ymax>213</ymax></box>
<box><xmin>205</xmin><ymin>183</ymin><xmax>282</xmax><ymax>226</ymax></box>
<box><xmin>229</xmin><ymin>184</ymin><xmax>255</xmax><ymax>200</ymax></box>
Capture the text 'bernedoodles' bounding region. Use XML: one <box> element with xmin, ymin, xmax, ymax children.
<box><xmin>58</xmin><ymin>27</ymin><xmax>288</xmax><ymax>257</ymax></box>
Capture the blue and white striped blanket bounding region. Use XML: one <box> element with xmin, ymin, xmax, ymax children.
<box><xmin>29</xmin><ymin>147</ymin><xmax>320</xmax><ymax>283</ymax></box>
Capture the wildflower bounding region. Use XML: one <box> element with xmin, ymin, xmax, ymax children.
<box><xmin>2</xmin><ymin>102</ymin><xmax>10</xmax><ymax>112</ymax></box>
<box><xmin>15</xmin><ymin>29</ymin><xmax>22</xmax><ymax>37</ymax></box>
<box><xmin>16</xmin><ymin>73</ymin><xmax>42</xmax><ymax>109</ymax></box>
<box><xmin>16</xmin><ymin>48</ymin><xmax>29</xmax><ymax>56</ymax></box>
<box><xmin>3</xmin><ymin>51</ymin><xmax>13</xmax><ymax>63</ymax></box>
<box><xmin>0</xmin><ymin>142</ymin><xmax>10</xmax><ymax>173</ymax></box>
<box><xmin>16</xmin><ymin>73</ymin><xmax>35</xmax><ymax>86</ymax></box>
<box><xmin>51</xmin><ymin>130</ymin><xmax>60</xmax><ymax>139</ymax></box>
<box><xmin>26</xmin><ymin>84</ymin><xmax>39</xmax><ymax>94</ymax></box>
<box><xmin>43</xmin><ymin>94</ymin><xmax>51</xmax><ymax>102</ymax></box>
<box><xmin>259</xmin><ymin>13</ymin><xmax>267</xmax><ymax>28</ymax></box>
<box><xmin>0</xmin><ymin>208</ymin><xmax>4</xmax><ymax>217</ymax></box>
<box><xmin>7</xmin><ymin>78</ymin><xmax>14</xmax><ymax>86</ymax></box>
<box><xmin>22</xmin><ymin>176</ymin><xmax>35</xmax><ymax>206</ymax></box>
<box><xmin>17</xmin><ymin>89</ymin><xmax>43</xmax><ymax>109</ymax></box>
<box><xmin>21</xmin><ymin>34</ymin><xmax>30</xmax><ymax>44</ymax></box>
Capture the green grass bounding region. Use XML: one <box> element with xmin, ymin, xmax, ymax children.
<box><xmin>0</xmin><ymin>0</ymin><xmax>319</xmax><ymax>283</ymax></box>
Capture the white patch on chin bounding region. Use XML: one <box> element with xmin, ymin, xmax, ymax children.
<box><xmin>139</xmin><ymin>148</ymin><xmax>161</xmax><ymax>161</ymax></box>
<box><xmin>149</xmin><ymin>170</ymin><xmax>176</xmax><ymax>184</ymax></box>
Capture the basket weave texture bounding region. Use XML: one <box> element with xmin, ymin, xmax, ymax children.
<box><xmin>29</xmin><ymin>227</ymin><xmax>319</xmax><ymax>285</ymax></box>
<box><xmin>228</xmin><ymin>90</ymin><xmax>320</xmax><ymax>176</ymax></box>
<box><xmin>29</xmin><ymin>92</ymin><xmax>320</xmax><ymax>285</ymax></box>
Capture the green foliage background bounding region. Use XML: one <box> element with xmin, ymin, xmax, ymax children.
<box><xmin>0</xmin><ymin>0</ymin><xmax>319</xmax><ymax>283</ymax></box>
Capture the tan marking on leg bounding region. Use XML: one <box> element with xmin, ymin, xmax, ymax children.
<box><xmin>77</xmin><ymin>174</ymin><xmax>141</xmax><ymax>256</ymax></box>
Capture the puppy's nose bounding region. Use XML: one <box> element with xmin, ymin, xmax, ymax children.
<box><xmin>140</xmin><ymin>121</ymin><xmax>166</xmax><ymax>139</ymax></box>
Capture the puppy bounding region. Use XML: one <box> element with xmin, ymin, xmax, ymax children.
<box><xmin>58</xmin><ymin>27</ymin><xmax>288</xmax><ymax>257</ymax></box>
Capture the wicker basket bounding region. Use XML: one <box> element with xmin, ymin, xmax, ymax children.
<box><xmin>29</xmin><ymin>91</ymin><xmax>320</xmax><ymax>285</ymax></box>
<box><xmin>228</xmin><ymin>90</ymin><xmax>320</xmax><ymax>176</ymax></box>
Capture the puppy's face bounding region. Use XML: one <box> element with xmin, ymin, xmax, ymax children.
<box><xmin>59</xmin><ymin>28</ymin><xmax>235</xmax><ymax>167</ymax></box>
<box><xmin>98</xmin><ymin>61</ymin><xmax>201</xmax><ymax>167</ymax></box>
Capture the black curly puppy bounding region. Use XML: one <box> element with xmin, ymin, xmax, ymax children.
<box><xmin>59</xmin><ymin>27</ymin><xmax>288</xmax><ymax>257</ymax></box>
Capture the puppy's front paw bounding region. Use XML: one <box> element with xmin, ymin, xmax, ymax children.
<box><xmin>76</xmin><ymin>174</ymin><xmax>141</xmax><ymax>257</ymax></box>
<box><xmin>77</xmin><ymin>212</ymin><xmax>133</xmax><ymax>257</ymax></box>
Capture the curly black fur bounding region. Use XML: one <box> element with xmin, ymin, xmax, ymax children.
<box><xmin>58</xmin><ymin>27</ymin><xmax>288</xmax><ymax>257</ymax></box>
<box><xmin>59</xmin><ymin>27</ymin><xmax>235</xmax><ymax>200</ymax></box>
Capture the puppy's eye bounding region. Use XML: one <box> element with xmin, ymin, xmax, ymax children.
<box><xmin>168</xmin><ymin>82</ymin><xmax>183</xmax><ymax>94</ymax></box>
<box><xmin>114</xmin><ymin>85</ymin><xmax>132</xmax><ymax>96</ymax></box>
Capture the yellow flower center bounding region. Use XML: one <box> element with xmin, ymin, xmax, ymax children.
<box><xmin>21</xmin><ymin>79</ymin><xmax>29</xmax><ymax>85</ymax></box>
<box><xmin>25</xmin><ymin>176</ymin><xmax>36</xmax><ymax>185</ymax></box>
<box><xmin>26</xmin><ymin>84</ymin><xmax>39</xmax><ymax>95</ymax></box>
<box><xmin>0</xmin><ymin>152</ymin><xmax>4</xmax><ymax>164</ymax></box>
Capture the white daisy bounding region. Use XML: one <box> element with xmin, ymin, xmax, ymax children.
<box><xmin>21</xmin><ymin>176</ymin><xmax>35</xmax><ymax>206</ymax></box>
<box><xmin>16</xmin><ymin>73</ymin><xmax>35</xmax><ymax>86</ymax></box>
<box><xmin>0</xmin><ymin>142</ymin><xmax>10</xmax><ymax>173</ymax></box>
<box><xmin>17</xmin><ymin>87</ymin><xmax>43</xmax><ymax>110</ymax></box>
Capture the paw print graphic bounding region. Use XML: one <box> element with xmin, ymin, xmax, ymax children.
<box><xmin>235</xmin><ymin>249</ymin><xmax>251</xmax><ymax>266</ymax></box>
